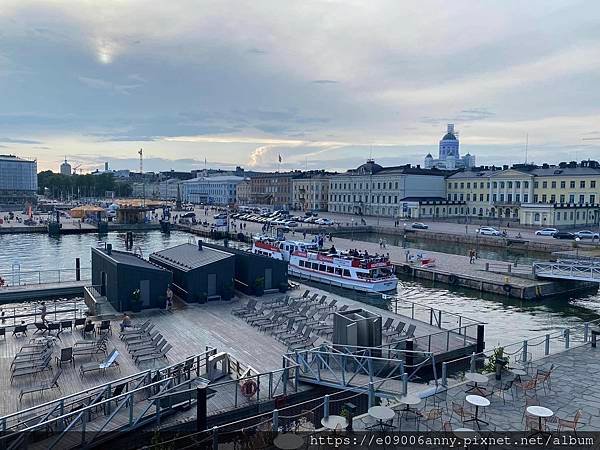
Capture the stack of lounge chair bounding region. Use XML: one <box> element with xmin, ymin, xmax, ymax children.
<box><xmin>80</xmin><ymin>348</ymin><xmax>120</xmax><ymax>377</ymax></box>
<box><xmin>73</xmin><ymin>334</ymin><xmax>109</xmax><ymax>360</ymax></box>
<box><xmin>122</xmin><ymin>323</ymin><xmax>171</xmax><ymax>365</ymax></box>
<box><xmin>10</xmin><ymin>341</ymin><xmax>53</xmax><ymax>383</ymax></box>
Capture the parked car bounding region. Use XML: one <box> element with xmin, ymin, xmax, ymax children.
<box><xmin>553</xmin><ymin>231</ymin><xmax>576</xmax><ymax>240</ymax></box>
<box><xmin>535</xmin><ymin>228</ymin><xmax>558</xmax><ymax>236</ymax></box>
<box><xmin>411</xmin><ymin>222</ymin><xmax>428</xmax><ymax>229</ymax></box>
<box><xmin>574</xmin><ymin>230</ymin><xmax>600</xmax><ymax>240</ymax></box>
<box><xmin>284</xmin><ymin>220</ymin><xmax>298</xmax><ymax>227</ymax></box>
<box><xmin>476</xmin><ymin>226</ymin><xmax>501</xmax><ymax>236</ymax></box>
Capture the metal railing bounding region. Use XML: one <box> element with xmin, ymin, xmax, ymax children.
<box><xmin>0</xmin><ymin>299</ymin><xmax>84</xmax><ymax>326</ymax></box>
<box><xmin>0</xmin><ymin>348</ymin><xmax>216</xmax><ymax>436</ymax></box>
<box><xmin>533</xmin><ymin>261</ymin><xmax>600</xmax><ymax>282</ymax></box>
<box><xmin>0</xmin><ymin>268</ymin><xmax>91</xmax><ymax>287</ymax></box>
<box><xmin>438</xmin><ymin>317</ymin><xmax>600</xmax><ymax>387</ymax></box>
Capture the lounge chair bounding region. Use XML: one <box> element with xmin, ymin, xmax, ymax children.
<box><xmin>285</xmin><ymin>328</ymin><xmax>312</xmax><ymax>346</ymax></box>
<box><xmin>80</xmin><ymin>349</ymin><xmax>120</xmax><ymax>377</ymax></box>
<box><xmin>271</xmin><ymin>319</ymin><xmax>295</xmax><ymax>336</ymax></box>
<box><xmin>60</xmin><ymin>320</ymin><xmax>73</xmax><ymax>333</ymax></box>
<box><xmin>293</xmin><ymin>290</ymin><xmax>310</xmax><ymax>300</ymax></box>
<box><xmin>12</xmin><ymin>352</ymin><xmax>52</xmax><ymax>371</ymax></box>
<box><xmin>128</xmin><ymin>333</ymin><xmax>163</xmax><ymax>352</ymax></box>
<box><xmin>135</xmin><ymin>343</ymin><xmax>172</xmax><ymax>364</ymax></box>
<box><xmin>13</xmin><ymin>324</ymin><xmax>28</xmax><ymax>337</ymax></box>
<box><xmin>19</xmin><ymin>369</ymin><xmax>62</xmax><ymax>402</ymax></box>
<box><xmin>126</xmin><ymin>329</ymin><xmax>160</xmax><ymax>348</ymax></box>
<box><xmin>121</xmin><ymin>324</ymin><xmax>156</xmax><ymax>342</ymax></box>
<box><xmin>73</xmin><ymin>340</ymin><xmax>107</xmax><ymax>359</ymax></box>
<box><xmin>289</xmin><ymin>336</ymin><xmax>318</xmax><ymax>351</ymax></box>
<box><xmin>11</xmin><ymin>356</ymin><xmax>52</xmax><ymax>382</ymax></box>
<box><xmin>250</xmin><ymin>312</ymin><xmax>281</xmax><ymax>327</ymax></box>
<box><xmin>383</xmin><ymin>322</ymin><xmax>405</xmax><ymax>339</ymax></box>
<box><xmin>74</xmin><ymin>317</ymin><xmax>86</xmax><ymax>330</ymax></box>
<box><xmin>34</xmin><ymin>322</ymin><xmax>48</xmax><ymax>335</ymax></box>
<box><xmin>279</xmin><ymin>325</ymin><xmax>306</xmax><ymax>344</ymax></box>
<box><xmin>131</xmin><ymin>339</ymin><xmax>167</xmax><ymax>358</ymax></box>
<box><xmin>231</xmin><ymin>300</ymin><xmax>257</xmax><ymax>316</ymax></box>
<box><xmin>381</xmin><ymin>317</ymin><xmax>394</xmax><ymax>331</ymax></box>
<box><xmin>81</xmin><ymin>322</ymin><xmax>95</xmax><ymax>338</ymax></box>
<box><xmin>47</xmin><ymin>322</ymin><xmax>62</xmax><ymax>338</ymax></box>
<box><xmin>97</xmin><ymin>320</ymin><xmax>112</xmax><ymax>335</ymax></box>
<box><xmin>74</xmin><ymin>333</ymin><xmax>109</xmax><ymax>347</ymax></box>
<box><xmin>403</xmin><ymin>324</ymin><xmax>416</xmax><ymax>339</ymax></box>
<box><xmin>120</xmin><ymin>320</ymin><xmax>151</xmax><ymax>337</ymax></box>
<box><xmin>316</xmin><ymin>300</ymin><xmax>337</xmax><ymax>312</ymax></box>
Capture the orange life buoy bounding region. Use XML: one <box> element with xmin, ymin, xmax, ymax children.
<box><xmin>240</xmin><ymin>379</ymin><xmax>258</xmax><ymax>398</ymax></box>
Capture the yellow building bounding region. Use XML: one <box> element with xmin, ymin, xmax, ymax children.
<box><xmin>446</xmin><ymin>161</ymin><xmax>600</xmax><ymax>227</ymax></box>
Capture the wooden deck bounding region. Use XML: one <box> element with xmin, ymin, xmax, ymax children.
<box><xmin>0</xmin><ymin>300</ymin><xmax>290</xmax><ymax>417</ymax></box>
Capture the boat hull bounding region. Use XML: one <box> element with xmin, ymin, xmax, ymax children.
<box><xmin>289</xmin><ymin>266</ymin><xmax>398</xmax><ymax>293</ymax></box>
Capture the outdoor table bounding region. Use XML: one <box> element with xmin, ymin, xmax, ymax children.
<box><xmin>367</xmin><ymin>405</ymin><xmax>395</xmax><ymax>431</ymax></box>
<box><xmin>465</xmin><ymin>372</ymin><xmax>489</xmax><ymax>395</ymax></box>
<box><xmin>273</xmin><ymin>433</ymin><xmax>304</xmax><ymax>450</ymax></box>
<box><xmin>321</xmin><ymin>415</ymin><xmax>348</xmax><ymax>431</ymax></box>
<box><xmin>465</xmin><ymin>395</ymin><xmax>490</xmax><ymax>428</ymax></box>
<box><xmin>526</xmin><ymin>406</ymin><xmax>554</xmax><ymax>437</ymax></box>
<box><xmin>511</xmin><ymin>368</ymin><xmax>528</xmax><ymax>383</ymax></box>
<box><xmin>397</xmin><ymin>394</ymin><xmax>422</xmax><ymax>420</ymax></box>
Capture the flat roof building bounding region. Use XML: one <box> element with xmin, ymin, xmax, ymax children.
<box><xmin>0</xmin><ymin>154</ymin><xmax>37</xmax><ymax>208</ymax></box>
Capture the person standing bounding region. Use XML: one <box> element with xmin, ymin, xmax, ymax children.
<box><xmin>40</xmin><ymin>302</ymin><xmax>48</xmax><ymax>324</ymax></box>
<box><xmin>166</xmin><ymin>285</ymin><xmax>174</xmax><ymax>312</ymax></box>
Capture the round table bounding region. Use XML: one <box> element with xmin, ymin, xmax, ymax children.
<box><xmin>526</xmin><ymin>406</ymin><xmax>553</xmax><ymax>436</ymax></box>
<box><xmin>397</xmin><ymin>394</ymin><xmax>422</xmax><ymax>420</ymax></box>
<box><xmin>368</xmin><ymin>405</ymin><xmax>395</xmax><ymax>430</ymax></box>
<box><xmin>321</xmin><ymin>415</ymin><xmax>348</xmax><ymax>431</ymax></box>
<box><xmin>465</xmin><ymin>395</ymin><xmax>490</xmax><ymax>428</ymax></box>
<box><xmin>273</xmin><ymin>433</ymin><xmax>304</xmax><ymax>450</ymax></box>
<box><xmin>465</xmin><ymin>372</ymin><xmax>489</xmax><ymax>395</ymax></box>
<box><xmin>511</xmin><ymin>369</ymin><xmax>527</xmax><ymax>382</ymax></box>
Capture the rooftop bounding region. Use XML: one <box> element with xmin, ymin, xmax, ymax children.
<box><xmin>93</xmin><ymin>248</ymin><xmax>169</xmax><ymax>271</ymax></box>
<box><xmin>150</xmin><ymin>243</ymin><xmax>234</xmax><ymax>271</ymax></box>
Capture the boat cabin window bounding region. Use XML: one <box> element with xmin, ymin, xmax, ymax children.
<box><xmin>335</xmin><ymin>268</ymin><xmax>342</xmax><ymax>275</ymax></box>
<box><xmin>342</xmin><ymin>269</ymin><xmax>351</xmax><ymax>277</ymax></box>
<box><xmin>299</xmin><ymin>260</ymin><xmax>305</xmax><ymax>267</ymax></box>
<box><xmin>327</xmin><ymin>266</ymin><xmax>334</xmax><ymax>274</ymax></box>
<box><xmin>311</xmin><ymin>263</ymin><xmax>319</xmax><ymax>270</ymax></box>
<box><xmin>319</xmin><ymin>264</ymin><xmax>326</xmax><ymax>272</ymax></box>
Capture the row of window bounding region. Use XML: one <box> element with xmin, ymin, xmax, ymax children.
<box><xmin>331</xmin><ymin>181</ymin><xmax>400</xmax><ymax>191</ymax></box>
<box><xmin>298</xmin><ymin>260</ymin><xmax>351</xmax><ymax>277</ymax></box>
<box><xmin>330</xmin><ymin>194</ymin><xmax>399</xmax><ymax>204</ymax></box>
<box><xmin>447</xmin><ymin>192</ymin><xmax>597</xmax><ymax>205</ymax></box>
<box><xmin>449</xmin><ymin>179</ymin><xmax>597</xmax><ymax>190</ymax></box>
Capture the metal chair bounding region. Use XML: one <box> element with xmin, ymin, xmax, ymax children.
<box><xmin>56</xmin><ymin>347</ymin><xmax>75</xmax><ymax>367</ymax></box>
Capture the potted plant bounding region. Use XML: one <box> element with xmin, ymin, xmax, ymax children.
<box><xmin>484</xmin><ymin>346</ymin><xmax>508</xmax><ymax>379</ymax></box>
<box><xmin>130</xmin><ymin>288</ymin><xmax>142</xmax><ymax>312</ymax></box>
<box><xmin>254</xmin><ymin>277</ymin><xmax>265</xmax><ymax>296</ymax></box>
<box><xmin>222</xmin><ymin>282</ymin><xmax>234</xmax><ymax>301</ymax></box>
<box><xmin>278</xmin><ymin>282</ymin><xmax>288</xmax><ymax>293</ymax></box>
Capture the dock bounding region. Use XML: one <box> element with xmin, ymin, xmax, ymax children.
<box><xmin>316</xmin><ymin>235</ymin><xmax>598</xmax><ymax>300</ymax></box>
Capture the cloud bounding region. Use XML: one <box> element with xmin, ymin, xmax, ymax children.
<box><xmin>311</xmin><ymin>80</ymin><xmax>338</xmax><ymax>84</ymax></box>
<box><xmin>0</xmin><ymin>137</ymin><xmax>43</xmax><ymax>144</ymax></box>
<box><xmin>77</xmin><ymin>76</ymin><xmax>143</xmax><ymax>95</ymax></box>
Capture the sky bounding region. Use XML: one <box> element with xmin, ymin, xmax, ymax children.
<box><xmin>1</xmin><ymin>0</ymin><xmax>600</xmax><ymax>173</ymax></box>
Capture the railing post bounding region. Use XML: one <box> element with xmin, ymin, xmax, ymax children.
<box><xmin>441</xmin><ymin>362</ymin><xmax>448</xmax><ymax>387</ymax></box>
<box><xmin>402</xmin><ymin>372</ymin><xmax>408</xmax><ymax>395</ymax></box>
<box><xmin>129</xmin><ymin>394</ymin><xmax>134</xmax><ymax>425</ymax></box>
<box><xmin>584</xmin><ymin>323</ymin><xmax>590</xmax><ymax>343</ymax></box>
<box><xmin>324</xmin><ymin>394</ymin><xmax>330</xmax><ymax>418</ymax></box>
<box><xmin>411</xmin><ymin>303</ymin><xmax>415</xmax><ymax>319</ymax></box>
<box><xmin>470</xmin><ymin>352</ymin><xmax>476</xmax><ymax>373</ymax></box>
<box><xmin>438</xmin><ymin>310</ymin><xmax>442</xmax><ymax>328</ymax></box>
<box><xmin>446</xmin><ymin>331</ymin><xmax>450</xmax><ymax>351</ymax></box>
<box><xmin>368</xmin><ymin>382</ymin><xmax>375</xmax><ymax>407</ymax></box>
<box><xmin>522</xmin><ymin>340</ymin><xmax>528</xmax><ymax>363</ymax></box>
<box><xmin>545</xmin><ymin>334</ymin><xmax>550</xmax><ymax>355</ymax></box>
<box><xmin>565</xmin><ymin>328</ymin><xmax>570</xmax><ymax>349</ymax></box>
<box><xmin>212</xmin><ymin>426</ymin><xmax>219</xmax><ymax>450</ymax></box>
<box><xmin>272</xmin><ymin>409</ymin><xmax>279</xmax><ymax>431</ymax></box>
<box><xmin>429</xmin><ymin>309</ymin><xmax>433</xmax><ymax>325</ymax></box>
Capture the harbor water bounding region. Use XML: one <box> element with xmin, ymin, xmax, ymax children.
<box><xmin>0</xmin><ymin>230</ymin><xmax>598</xmax><ymax>347</ymax></box>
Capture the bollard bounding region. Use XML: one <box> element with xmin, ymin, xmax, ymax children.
<box><xmin>368</xmin><ymin>382</ymin><xmax>375</xmax><ymax>407</ymax></box>
<box><xmin>476</xmin><ymin>325</ymin><xmax>485</xmax><ymax>353</ymax></box>
<box><xmin>545</xmin><ymin>334</ymin><xmax>550</xmax><ymax>356</ymax></box>
<box><xmin>273</xmin><ymin>409</ymin><xmax>279</xmax><ymax>431</ymax></box>
<box><xmin>522</xmin><ymin>340</ymin><xmax>528</xmax><ymax>363</ymax></box>
<box><xmin>508</xmin><ymin>264</ymin><xmax>512</xmax><ymax>273</ymax></box>
<box><xmin>441</xmin><ymin>362</ymin><xmax>448</xmax><ymax>387</ymax></box>
<box><xmin>75</xmin><ymin>258</ymin><xmax>81</xmax><ymax>281</ymax></box>
<box><xmin>324</xmin><ymin>394</ymin><xmax>330</xmax><ymax>418</ymax></box>
<box><xmin>592</xmin><ymin>331</ymin><xmax>599</xmax><ymax>348</ymax></box>
<box><xmin>485</xmin><ymin>263</ymin><xmax>489</xmax><ymax>271</ymax></box>
<box><xmin>564</xmin><ymin>328</ymin><xmax>570</xmax><ymax>349</ymax></box>
<box><xmin>402</xmin><ymin>373</ymin><xmax>408</xmax><ymax>395</ymax></box>
<box><xmin>470</xmin><ymin>352</ymin><xmax>476</xmax><ymax>373</ymax></box>
<box><xmin>584</xmin><ymin>323</ymin><xmax>590</xmax><ymax>343</ymax></box>
<box><xmin>196</xmin><ymin>387</ymin><xmax>207</xmax><ymax>432</ymax></box>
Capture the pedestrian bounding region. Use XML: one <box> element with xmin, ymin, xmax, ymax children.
<box><xmin>166</xmin><ymin>285</ymin><xmax>173</xmax><ymax>312</ymax></box>
<box><xmin>40</xmin><ymin>302</ymin><xmax>48</xmax><ymax>324</ymax></box>
<box><xmin>469</xmin><ymin>249</ymin><xmax>475</xmax><ymax>264</ymax></box>
<box><xmin>383</xmin><ymin>238</ymin><xmax>387</xmax><ymax>249</ymax></box>
<box><xmin>120</xmin><ymin>313</ymin><xmax>132</xmax><ymax>332</ymax></box>
<box><xmin>379</xmin><ymin>238</ymin><xmax>383</xmax><ymax>249</ymax></box>
<box><xmin>303</xmin><ymin>231</ymin><xmax>307</xmax><ymax>239</ymax></box>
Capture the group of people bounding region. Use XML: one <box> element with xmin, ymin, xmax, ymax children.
<box><xmin>378</xmin><ymin>238</ymin><xmax>387</xmax><ymax>249</ymax></box>
<box><xmin>468</xmin><ymin>249</ymin><xmax>479</xmax><ymax>264</ymax></box>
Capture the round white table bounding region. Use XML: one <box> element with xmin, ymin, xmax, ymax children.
<box><xmin>511</xmin><ymin>368</ymin><xmax>528</xmax><ymax>384</ymax></box>
<box><xmin>526</xmin><ymin>406</ymin><xmax>553</xmax><ymax>436</ymax></box>
<box><xmin>397</xmin><ymin>394</ymin><xmax>422</xmax><ymax>420</ymax></box>
<box><xmin>321</xmin><ymin>415</ymin><xmax>348</xmax><ymax>431</ymax></box>
<box><xmin>465</xmin><ymin>395</ymin><xmax>490</xmax><ymax>428</ymax></box>
<box><xmin>465</xmin><ymin>372</ymin><xmax>489</xmax><ymax>395</ymax></box>
<box><xmin>273</xmin><ymin>433</ymin><xmax>304</xmax><ymax>450</ymax></box>
<box><xmin>368</xmin><ymin>405</ymin><xmax>395</xmax><ymax>430</ymax></box>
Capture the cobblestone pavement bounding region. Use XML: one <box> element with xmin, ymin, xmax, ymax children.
<box><xmin>351</xmin><ymin>344</ymin><xmax>600</xmax><ymax>433</ymax></box>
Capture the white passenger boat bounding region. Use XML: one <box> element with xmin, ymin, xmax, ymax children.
<box><xmin>252</xmin><ymin>237</ymin><xmax>398</xmax><ymax>293</ymax></box>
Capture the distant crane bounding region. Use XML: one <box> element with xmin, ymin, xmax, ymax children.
<box><xmin>73</xmin><ymin>164</ymin><xmax>83</xmax><ymax>175</ymax></box>
<box><xmin>138</xmin><ymin>148</ymin><xmax>143</xmax><ymax>174</ymax></box>
<box><xmin>138</xmin><ymin>148</ymin><xmax>145</xmax><ymax>207</ymax></box>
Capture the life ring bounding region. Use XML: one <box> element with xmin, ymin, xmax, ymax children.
<box><xmin>503</xmin><ymin>284</ymin><xmax>512</xmax><ymax>293</ymax></box>
<box><xmin>240</xmin><ymin>379</ymin><xmax>258</xmax><ymax>398</ymax></box>
<box><xmin>448</xmin><ymin>275</ymin><xmax>458</xmax><ymax>285</ymax></box>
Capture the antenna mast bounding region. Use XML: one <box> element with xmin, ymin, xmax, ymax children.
<box><xmin>525</xmin><ymin>133</ymin><xmax>529</xmax><ymax>164</ymax></box>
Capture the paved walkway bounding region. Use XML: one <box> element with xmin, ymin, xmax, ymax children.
<box><xmin>352</xmin><ymin>343</ymin><xmax>600</xmax><ymax>432</ymax></box>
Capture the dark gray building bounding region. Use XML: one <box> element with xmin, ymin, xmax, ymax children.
<box><xmin>150</xmin><ymin>243</ymin><xmax>235</xmax><ymax>303</ymax></box>
<box><xmin>91</xmin><ymin>247</ymin><xmax>172</xmax><ymax>312</ymax></box>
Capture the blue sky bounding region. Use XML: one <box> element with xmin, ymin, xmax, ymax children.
<box><xmin>1</xmin><ymin>0</ymin><xmax>600</xmax><ymax>172</ymax></box>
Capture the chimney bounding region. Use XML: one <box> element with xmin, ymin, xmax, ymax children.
<box><xmin>106</xmin><ymin>243</ymin><xmax>112</xmax><ymax>255</ymax></box>
<box><xmin>198</xmin><ymin>240</ymin><xmax>203</xmax><ymax>251</ymax></box>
